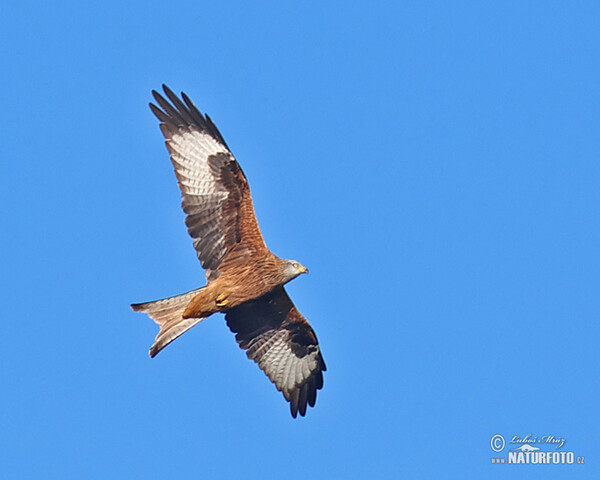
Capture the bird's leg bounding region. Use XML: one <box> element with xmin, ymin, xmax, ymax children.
<box><xmin>216</xmin><ymin>293</ymin><xmax>229</xmax><ymax>308</ymax></box>
<box><xmin>182</xmin><ymin>287</ymin><xmax>218</xmax><ymax>319</ymax></box>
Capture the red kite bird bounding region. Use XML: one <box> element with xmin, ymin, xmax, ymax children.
<box><xmin>131</xmin><ymin>85</ymin><xmax>326</xmax><ymax>417</ymax></box>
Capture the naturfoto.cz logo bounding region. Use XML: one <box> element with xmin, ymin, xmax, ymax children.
<box><xmin>489</xmin><ymin>434</ymin><xmax>584</xmax><ymax>465</ymax></box>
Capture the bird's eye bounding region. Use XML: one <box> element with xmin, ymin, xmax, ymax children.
<box><xmin>293</xmin><ymin>262</ymin><xmax>299</xmax><ymax>268</ymax></box>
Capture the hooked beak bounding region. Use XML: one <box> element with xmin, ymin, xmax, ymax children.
<box><xmin>300</xmin><ymin>266</ymin><xmax>309</xmax><ymax>274</ymax></box>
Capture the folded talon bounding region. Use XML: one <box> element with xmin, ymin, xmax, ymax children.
<box><xmin>216</xmin><ymin>293</ymin><xmax>228</xmax><ymax>307</ymax></box>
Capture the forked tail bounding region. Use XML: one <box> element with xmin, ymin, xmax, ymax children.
<box><xmin>131</xmin><ymin>288</ymin><xmax>207</xmax><ymax>357</ymax></box>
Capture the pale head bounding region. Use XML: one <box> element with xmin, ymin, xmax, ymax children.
<box><xmin>280</xmin><ymin>259</ymin><xmax>309</xmax><ymax>283</ymax></box>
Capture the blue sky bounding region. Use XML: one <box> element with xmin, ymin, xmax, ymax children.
<box><xmin>1</xmin><ymin>1</ymin><xmax>599</xmax><ymax>478</ymax></box>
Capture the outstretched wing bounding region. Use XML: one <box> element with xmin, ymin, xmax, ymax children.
<box><xmin>225</xmin><ymin>287</ymin><xmax>326</xmax><ymax>418</ymax></box>
<box><xmin>150</xmin><ymin>85</ymin><xmax>269</xmax><ymax>281</ymax></box>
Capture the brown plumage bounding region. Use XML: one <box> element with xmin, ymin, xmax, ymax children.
<box><xmin>131</xmin><ymin>85</ymin><xmax>326</xmax><ymax>418</ymax></box>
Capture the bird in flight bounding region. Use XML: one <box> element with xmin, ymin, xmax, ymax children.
<box><xmin>131</xmin><ymin>85</ymin><xmax>326</xmax><ymax>417</ymax></box>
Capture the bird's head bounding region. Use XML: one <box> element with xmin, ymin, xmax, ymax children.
<box><xmin>282</xmin><ymin>259</ymin><xmax>309</xmax><ymax>282</ymax></box>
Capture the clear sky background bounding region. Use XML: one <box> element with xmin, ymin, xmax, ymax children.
<box><xmin>1</xmin><ymin>1</ymin><xmax>598</xmax><ymax>479</ymax></box>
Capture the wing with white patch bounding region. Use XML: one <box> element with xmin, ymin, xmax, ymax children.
<box><xmin>225</xmin><ymin>287</ymin><xmax>326</xmax><ymax>418</ymax></box>
<box><xmin>150</xmin><ymin>85</ymin><xmax>269</xmax><ymax>281</ymax></box>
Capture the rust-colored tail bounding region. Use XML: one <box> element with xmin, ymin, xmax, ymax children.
<box><xmin>131</xmin><ymin>288</ymin><xmax>208</xmax><ymax>357</ymax></box>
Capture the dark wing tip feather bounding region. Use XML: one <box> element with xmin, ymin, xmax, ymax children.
<box><xmin>298</xmin><ymin>383</ymin><xmax>308</xmax><ymax>416</ymax></box>
<box><xmin>291</xmin><ymin>357</ymin><xmax>325</xmax><ymax>418</ymax></box>
<box><xmin>161</xmin><ymin>83</ymin><xmax>176</xmax><ymax>99</ymax></box>
<box><xmin>149</xmin><ymin>102</ymin><xmax>170</xmax><ymax>123</ymax></box>
<box><xmin>148</xmin><ymin>85</ymin><xmax>230</xmax><ymax>150</ymax></box>
<box><xmin>290</xmin><ymin>388</ymin><xmax>300</xmax><ymax>418</ymax></box>
<box><xmin>307</xmin><ymin>377</ymin><xmax>317</xmax><ymax>407</ymax></box>
<box><xmin>204</xmin><ymin>114</ymin><xmax>230</xmax><ymax>150</ymax></box>
<box><xmin>289</xmin><ymin>376</ymin><xmax>320</xmax><ymax>418</ymax></box>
